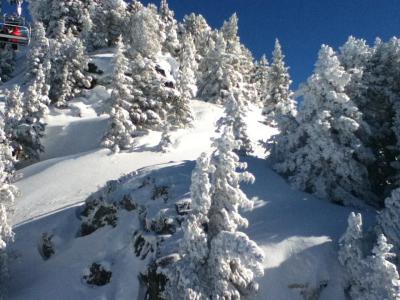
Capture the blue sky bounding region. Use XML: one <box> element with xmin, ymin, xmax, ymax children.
<box><xmin>142</xmin><ymin>0</ymin><xmax>400</xmax><ymax>89</ymax></box>
<box><xmin>6</xmin><ymin>0</ymin><xmax>400</xmax><ymax>89</ymax></box>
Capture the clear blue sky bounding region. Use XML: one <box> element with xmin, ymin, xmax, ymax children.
<box><xmin>5</xmin><ymin>0</ymin><xmax>400</xmax><ymax>89</ymax></box>
<box><xmin>142</xmin><ymin>0</ymin><xmax>400</xmax><ymax>89</ymax></box>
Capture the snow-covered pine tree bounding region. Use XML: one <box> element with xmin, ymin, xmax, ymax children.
<box><xmin>182</xmin><ymin>13</ymin><xmax>213</xmax><ymax>63</ymax></box>
<box><xmin>275</xmin><ymin>45</ymin><xmax>372</xmax><ymax>207</ymax></box>
<box><xmin>339</xmin><ymin>36</ymin><xmax>373</xmax><ymax>104</ymax></box>
<box><xmin>0</xmin><ymin>116</ymin><xmax>18</xmax><ymax>298</ymax></box>
<box><xmin>218</xmin><ymin>93</ymin><xmax>253</xmax><ymax>155</ymax></box>
<box><xmin>4</xmin><ymin>85</ymin><xmax>45</xmax><ymax>161</ymax></box>
<box><xmin>102</xmin><ymin>39</ymin><xmax>136</xmax><ymax>152</ymax></box>
<box><xmin>163</xmin><ymin>127</ymin><xmax>264</xmax><ymax>299</ymax></box>
<box><xmin>197</xmin><ymin>32</ymin><xmax>226</xmax><ymax>103</ymax></box>
<box><xmin>125</xmin><ymin>5</ymin><xmax>165</xmax><ymax>58</ymax></box>
<box><xmin>356</xmin><ymin>38</ymin><xmax>400</xmax><ymax>205</ymax></box>
<box><xmin>264</xmin><ymin>41</ymin><xmax>298</xmax><ymax>168</ymax></box>
<box><xmin>338</xmin><ymin>212</ymin><xmax>366</xmax><ymax>299</ymax></box>
<box><xmin>159</xmin><ymin>0</ymin><xmax>180</xmax><ymax>56</ymax></box>
<box><xmin>221</xmin><ymin>14</ymin><xmax>256</xmax><ymax>106</ymax></box>
<box><xmin>4</xmin><ymin>85</ymin><xmax>24</xmax><ymax>145</ymax></box>
<box><xmin>30</xmin><ymin>0</ymin><xmax>95</xmax><ymax>37</ymax></box>
<box><xmin>129</xmin><ymin>52</ymin><xmax>172</xmax><ymax>132</ymax></box>
<box><xmin>379</xmin><ymin>188</ymin><xmax>400</xmax><ymax>252</ymax></box>
<box><xmin>177</xmin><ymin>33</ymin><xmax>197</xmax><ymax>100</ymax></box>
<box><xmin>26</xmin><ymin>21</ymin><xmax>50</xmax><ymax>81</ymax></box>
<box><xmin>162</xmin><ymin>153</ymin><xmax>213</xmax><ymax>299</ymax></box>
<box><xmin>363</xmin><ymin>234</ymin><xmax>400</xmax><ymax>300</ymax></box>
<box><xmin>206</xmin><ymin>126</ymin><xmax>264</xmax><ymax>298</ymax></box>
<box><xmin>89</xmin><ymin>0</ymin><xmax>127</xmax><ymax>50</ymax></box>
<box><xmin>49</xmin><ymin>25</ymin><xmax>91</xmax><ymax>107</ymax></box>
<box><xmin>25</xmin><ymin>64</ymin><xmax>50</xmax><ymax>120</ymax></box>
<box><xmin>252</xmin><ymin>55</ymin><xmax>270</xmax><ymax>107</ymax></box>
<box><xmin>0</xmin><ymin>44</ymin><xmax>15</xmax><ymax>83</ymax></box>
<box><xmin>263</xmin><ymin>39</ymin><xmax>296</xmax><ymax>123</ymax></box>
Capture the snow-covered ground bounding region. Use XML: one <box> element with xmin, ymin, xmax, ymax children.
<box><xmin>5</xmin><ymin>51</ymin><xmax>372</xmax><ymax>300</ymax></box>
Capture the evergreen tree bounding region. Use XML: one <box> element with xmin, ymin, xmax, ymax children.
<box><xmin>163</xmin><ymin>127</ymin><xmax>264</xmax><ymax>299</ymax></box>
<box><xmin>357</xmin><ymin>38</ymin><xmax>400</xmax><ymax>204</ymax></box>
<box><xmin>26</xmin><ymin>21</ymin><xmax>50</xmax><ymax>81</ymax></box>
<box><xmin>252</xmin><ymin>55</ymin><xmax>270</xmax><ymax>107</ymax></box>
<box><xmin>49</xmin><ymin>25</ymin><xmax>91</xmax><ymax>107</ymax></box>
<box><xmin>0</xmin><ymin>45</ymin><xmax>15</xmax><ymax>83</ymax></box>
<box><xmin>159</xmin><ymin>0</ymin><xmax>180</xmax><ymax>56</ymax></box>
<box><xmin>379</xmin><ymin>188</ymin><xmax>400</xmax><ymax>251</ymax></box>
<box><xmin>338</xmin><ymin>212</ymin><xmax>365</xmax><ymax>299</ymax></box>
<box><xmin>275</xmin><ymin>45</ymin><xmax>372</xmax><ymax>206</ymax></box>
<box><xmin>218</xmin><ymin>93</ymin><xmax>253</xmax><ymax>155</ymax></box>
<box><xmin>125</xmin><ymin>5</ymin><xmax>165</xmax><ymax>58</ymax></box>
<box><xmin>263</xmin><ymin>39</ymin><xmax>296</xmax><ymax>122</ymax></box>
<box><xmin>129</xmin><ymin>53</ymin><xmax>171</xmax><ymax>132</ymax></box>
<box><xmin>363</xmin><ymin>234</ymin><xmax>400</xmax><ymax>300</ymax></box>
<box><xmin>89</xmin><ymin>0</ymin><xmax>127</xmax><ymax>49</ymax></box>
<box><xmin>4</xmin><ymin>85</ymin><xmax>45</xmax><ymax>161</ymax></box>
<box><xmin>182</xmin><ymin>13</ymin><xmax>213</xmax><ymax>62</ymax></box>
<box><xmin>103</xmin><ymin>39</ymin><xmax>136</xmax><ymax>152</ymax></box>
<box><xmin>177</xmin><ymin>33</ymin><xmax>197</xmax><ymax>100</ymax></box>
<box><xmin>0</xmin><ymin>117</ymin><xmax>18</xmax><ymax>298</ymax></box>
<box><xmin>30</xmin><ymin>0</ymin><xmax>95</xmax><ymax>37</ymax></box>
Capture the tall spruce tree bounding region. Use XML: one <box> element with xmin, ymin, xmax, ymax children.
<box><xmin>102</xmin><ymin>39</ymin><xmax>136</xmax><ymax>152</ymax></box>
<box><xmin>275</xmin><ymin>45</ymin><xmax>373</xmax><ymax>206</ymax></box>
<box><xmin>163</xmin><ymin>127</ymin><xmax>264</xmax><ymax>299</ymax></box>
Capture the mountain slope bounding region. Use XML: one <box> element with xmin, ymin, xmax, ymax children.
<box><xmin>5</xmin><ymin>51</ymin><xmax>372</xmax><ymax>300</ymax></box>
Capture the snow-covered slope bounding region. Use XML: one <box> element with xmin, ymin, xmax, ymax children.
<box><xmin>5</xmin><ymin>51</ymin><xmax>372</xmax><ymax>300</ymax></box>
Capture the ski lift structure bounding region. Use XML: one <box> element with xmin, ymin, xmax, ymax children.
<box><xmin>0</xmin><ymin>0</ymin><xmax>30</xmax><ymax>49</ymax></box>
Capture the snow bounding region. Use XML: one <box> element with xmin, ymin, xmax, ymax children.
<box><xmin>5</xmin><ymin>50</ymin><xmax>374</xmax><ymax>300</ymax></box>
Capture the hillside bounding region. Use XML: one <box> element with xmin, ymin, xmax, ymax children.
<box><xmin>2</xmin><ymin>50</ymin><xmax>372</xmax><ymax>300</ymax></box>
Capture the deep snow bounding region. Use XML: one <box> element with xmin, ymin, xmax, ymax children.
<box><xmin>4</xmin><ymin>51</ymin><xmax>374</xmax><ymax>300</ymax></box>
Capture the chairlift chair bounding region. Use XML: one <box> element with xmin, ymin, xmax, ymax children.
<box><xmin>0</xmin><ymin>0</ymin><xmax>30</xmax><ymax>48</ymax></box>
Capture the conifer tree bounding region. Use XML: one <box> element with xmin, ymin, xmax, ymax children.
<box><xmin>275</xmin><ymin>45</ymin><xmax>372</xmax><ymax>206</ymax></box>
<box><xmin>125</xmin><ymin>5</ymin><xmax>165</xmax><ymax>58</ymax></box>
<box><xmin>252</xmin><ymin>55</ymin><xmax>270</xmax><ymax>107</ymax></box>
<box><xmin>338</xmin><ymin>212</ymin><xmax>365</xmax><ymax>299</ymax></box>
<box><xmin>178</xmin><ymin>33</ymin><xmax>197</xmax><ymax>100</ymax></box>
<box><xmin>90</xmin><ymin>0</ymin><xmax>127</xmax><ymax>49</ymax></box>
<box><xmin>159</xmin><ymin>0</ymin><xmax>180</xmax><ymax>56</ymax></box>
<box><xmin>379</xmin><ymin>188</ymin><xmax>400</xmax><ymax>251</ymax></box>
<box><xmin>49</xmin><ymin>24</ymin><xmax>91</xmax><ymax>107</ymax></box>
<box><xmin>182</xmin><ymin>13</ymin><xmax>212</xmax><ymax>62</ymax></box>
<box><xmin>26</xmin><ymin>21</ymin><xmax>50</xmax><ymax>81</ymax></box>
<box><xmin>263</xmin><ymin>39</ymin><xmax>296</xmax><ymax>122</ymax></box>
<box><xmin>218</xmin><ymin>93</ymin><xmax>253</xmax><ymax>155</ymax></box>
<box><xmin>103</xmin><ymin>39</ymin><xmax>136</xmax><ymax>152</ymax></box>
<box><xmin>163</xmin><ymin>127</ymin><xmax>264</xmax><ymax>299</ymax></box>
<box><xmin>363</xmin><ymin>234</ymin><xmax>400</xmax><ymax>300</ymax></box>
<box><xmin>0</xmin><ymin>45</ymin><xmax>15</xmax><ymax>83</ymax></box>
<box><xmin>0</xmin><ymin>117</ymin><xmax>18</xmax><ymax>297</ymax></box>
